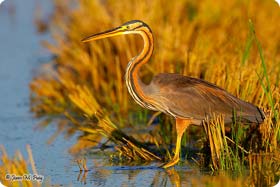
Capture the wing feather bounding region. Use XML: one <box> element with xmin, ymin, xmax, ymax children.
<box><xmin>147</xmin><ymin>73</ymin><xmax>264</xmax><ymax>123</ymax></box>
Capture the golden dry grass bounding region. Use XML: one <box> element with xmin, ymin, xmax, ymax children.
<box><xmin>0</xmin><ymin>145</ymin><xmax>42</xmax><ymax>187</ymax></box>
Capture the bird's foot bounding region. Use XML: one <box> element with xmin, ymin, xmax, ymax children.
<box><xmin>160</xmin><ymin>157</ymin><xmax>180</xmax><ymax>169</ymax></box>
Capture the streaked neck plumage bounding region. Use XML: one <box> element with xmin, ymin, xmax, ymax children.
<box><xmin>125</xmin><ymin>26</ymin><xmax>155</xmax><ymax>110</ymax></box>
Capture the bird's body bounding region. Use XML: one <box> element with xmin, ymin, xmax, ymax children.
<box><xmin>82</xmin><ymin>20</ymin><xmax>265</xmax><ymax>168</ymax></box>
<box><xmin>146</xmin><ymin>73</ymin><xmax>264</xmax><ymax>124</ymax></box>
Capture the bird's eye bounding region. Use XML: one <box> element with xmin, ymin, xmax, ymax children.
<box><xmin>126</xmin><ymin>25</ymin><xmax>130</xmax><ymax>29</ymax></box>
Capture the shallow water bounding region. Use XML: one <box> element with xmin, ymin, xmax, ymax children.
<box><xmin>0</xmin><ymin>0</ymin><xmax>77</xmax><ymax>186</ymax></box>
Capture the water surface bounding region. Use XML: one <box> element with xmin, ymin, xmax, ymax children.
<box><xmin>0</xmin><ymin>0</ymin><xmax>78</xmax><ymax>185</ymax></box>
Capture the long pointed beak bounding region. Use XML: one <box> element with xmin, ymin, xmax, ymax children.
<box><xmin>82</xmin><ymin>26</ymin><xmax>125</xmax><ymax>43</ymax></box>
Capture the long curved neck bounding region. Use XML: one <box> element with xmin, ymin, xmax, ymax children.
<box><xmin>125</xmin><ymin>27</ymin><xmax>154</xmax><ymax>109</ymax></box>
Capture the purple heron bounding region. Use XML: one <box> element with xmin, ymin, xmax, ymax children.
<box><xmin>82</xmin><ymin>20</ymin><xmax>265</xmax><ymax>168</ymax></box>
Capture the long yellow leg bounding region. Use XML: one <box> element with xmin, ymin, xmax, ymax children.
<box><xmin>162</xmin><ymin>119</ymin><xmax>190</xmax><ymax>169</ymax></box>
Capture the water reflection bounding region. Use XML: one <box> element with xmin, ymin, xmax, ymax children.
<box><xmin>73</xmin><ymin>160</ymin><xmax>200</xmax><ymax>187</ymax></box>
<box><xmin>166</xmin><ymin>169</ymin><xmax>181</xmax><ymax>187</ymax></box>
<box><xmin>77</xmin><ymin>170</ymin><xmax>89</xmax><ymax>185</ymax></box>
<box><xmin>71</xmin><ymin>157</ymin><xmax>279</xmax><ymax>187</ymax></box>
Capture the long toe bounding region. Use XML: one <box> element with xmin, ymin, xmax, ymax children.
<box><xmin>160</xmin><ymin>157</ymin><xmax>180</xmax><ymax>169</ymax></box>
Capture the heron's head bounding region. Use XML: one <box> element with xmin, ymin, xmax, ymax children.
<box><xmin>82</xmin><ymin>20</ymin><xmax>150</xmax><ymax>43</ymax></box>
